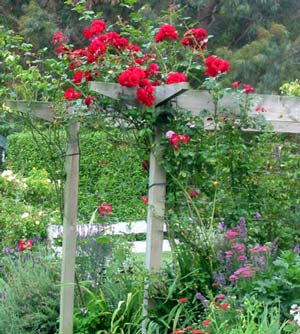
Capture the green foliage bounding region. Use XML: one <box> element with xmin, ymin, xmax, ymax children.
<box><xmin>0</xmin><ymin>247</ymin><xmax>60</xmax><ymax>334</ymax></box>
<box><xmin>6</xmin><ymin>129</ymin><xmax>148</xmax><ymax>221</ymax></box>
<box><xmin>247</xmin><ymin>250</ymin><xmax>300</xmax><ymax>319</ymax></box>
<box><xmin>74</xmin><ymin>236</ymin><xmax>145</xmax><ymax>334</ymax></box>
<box><xmin>0</xmin><ymin>168</ymin><xmax>60</xmax><ymax>247</ymax></box>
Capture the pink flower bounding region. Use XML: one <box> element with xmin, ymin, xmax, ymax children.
<box><xmin>155</xmin><ymin>24</ymin><xmax>178</xmax><ymax>43</ymax></box>
<box><xmin>231</xmin><ymin>243</ymin><xmax>245</xmax><ymax>253</ymax></box>
<box><xmin>224</xmin><ymin>229</ymin><xmax>238</xmax><ymax>242</ymax></box>
<box><xmin>249</xmin><ymin>245</ymin><xmax>269</xmax><ymax>254</ymax></box>
<box><xmin>166</xmin><ymin>130</ymin><xmax>175</xmax><ymax>138</ymax></box>
<box><xmin>215</xmin><ymin>294</ymin><xmax>226</xmax><ymax>300</ymax></box>
<box><xmin>202</xmin><ymin>319</ymin><xmax>211</xmax><ymax>326</ymax></box>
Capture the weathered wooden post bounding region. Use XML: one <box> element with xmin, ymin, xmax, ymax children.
<box><xmin>59</xmin><ymin>120</ymin><xmax>80</xmax><ymax>334</ymax></box>
<box><xmin>4</xmin><ymin>101</ymin><xmax>80</xmax><ymax>334</ymax></box>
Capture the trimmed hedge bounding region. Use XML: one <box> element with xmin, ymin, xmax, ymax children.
<box><xmin>6</xmin><ymin>129</ymin><xmax>148</xmax><ymax>221</ymax></box>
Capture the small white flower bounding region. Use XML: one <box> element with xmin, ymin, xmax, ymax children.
<box><xmin>1</xmin><ymin>170</ymin><xmax>13</xmax><ymax>177</ymax></box>
<box><xmin>21</xmin><ymin>212</ymin><xmax>30</xmax><ymax>219</ymax></box>
<box><xmin>35</xmin><ymin>220</ymin><xmax>40</xmax><ymax>225</ymax></box>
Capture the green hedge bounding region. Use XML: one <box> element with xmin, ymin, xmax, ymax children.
<box><xmin>6</xmin><ymin>129</ymin><xmax>148</xmax><ymax>222</ymax></box>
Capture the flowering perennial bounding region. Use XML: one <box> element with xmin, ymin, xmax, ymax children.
<box><xmin>51</xmin><ymin>19</ymin><xmax>230</xmax><ymax>108</ymax></box>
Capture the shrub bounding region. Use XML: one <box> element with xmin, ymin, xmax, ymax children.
<box><xmin>0</xmin><ymin>246</ymin><xmax>60</xmax><ymax>334</ymax></box>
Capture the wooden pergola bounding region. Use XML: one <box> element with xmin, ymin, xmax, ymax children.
<box><xmin>5</xmin><ymin>84</ymin><xmax>300</xmax><ymax>334</ymax></box>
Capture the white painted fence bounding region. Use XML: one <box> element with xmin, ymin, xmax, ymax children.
<box><xmin>47</xmin><ymin>220</ymin><xmax>172</xmax><ymax>254</ymax></box>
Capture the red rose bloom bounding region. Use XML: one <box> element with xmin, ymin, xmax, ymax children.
<box><xmin>90</xmin><ymin>19</ymin><xmax>106</xmax><ymax>36</ymax></box>
<box><xmin>51</xmin><ymin>31</ymin><xmax>68</xmax><ymax>44</ymax></box>
<box><xmin>118</xmin><ymin>67</ymin><xmax>146</xmax><ymax>87</ymax></box>
<box><xmin>88</xmin><ymin>37</ymin><xmax>107</xmax><ymax>59</ymax></box>
<box><xmin>85</xmin><ymin>96</ymin><xmax>93</xmax><ymax>108</ymax></box>
<box><xmin>202</xmin><ymin>319</ymin><xmax>211</xmax><ymax>326</ymax></box>
<box><xmin>243</xmin><ymin>83</ymin><xmax>255</xmax><ymax>94</ymax></box>
<box><xmin>64</xmin><ymin>88</ymin><xmax>82</xmax><ymax>100</ymax></box>
<box><xmin>19</xmin><ymin>239</ymin><xmax>33</xmax><ymax>252</ymax></box>
<box><xmin>166</xmin><ymin>72</ymin><xmax>188</xmax><ymax>84</ymax></box>
<box><xmin>136</xmin><ymin>84</ymin><xmax>155</xmax><ymax>107</ymax></box>
<box><xmin>73</xmin><ymin>70</ymin><xmax>83</xmax><ymax>84</ymax></box>
<box><xmin>181</xmin><ymin>28</ymin><xmax>207</xmax><ymax>50</ymax></box>
<box><xmin>182</xmin><ymin>134</ymin><xmax>190</xmax><ymax>144</ymax></box>
<box><xmin>155</xmin><ymin>24</ymin><xmax>178</xmax><ymax>43</ymax></box>
<box><xmin>205</xmin><ymin>55</ymin><xmax>230</xmax><ymax>77</ymax></box>
<box><xmin>178</xmin><ymin>297</ymin><xmax>188</xmax><ymax>303</ymax></box>
<box><xmin>232</xmin><ymin>81</ymin><xmax>240</xmax><ymax>88</ymax></box>
<box><xmin>98</xmin><ymin>202</ymin><xmax>112</xmax><ymax>218</ymax></box>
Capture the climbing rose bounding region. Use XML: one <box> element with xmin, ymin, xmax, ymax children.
<box><xmin>205</xmin><ymin>55</ymin><xmax>230</xmax><ymax>77</ymax></box>
<box><xmin>118</xmin><ymin>67</ymin><xmax>146</xmax><ymax>87</ymax></box>
<box><xmin>181</xmin><ymin>27</ymin><xmax>207</xmax><ymax>50</ymax></box>
<box><xmin>84</xmin><ymin>96</ymin><xmax>93</xmax><ymax>108</ymax></box>
<box><xmin>136</xmin><ymin>84</ymin><xmax>155</xmax><ymax>107</ymax></box>
<box><xmin>243</xmin><ymin>83</ymin><xmax>255</xmax><ymax>94</ymax></box>
<box><xmin>232</xmin><ymin>81</ymin><xmax>240</xmax><ymax>88</ymax></box>
<box><xmin>84</xmin><ymin>19</ymin><xmax>106</xmax><ymax>39</ymax></box>
<box><xmin>51</xmin><ymin>31</ymin><xmax>68</xmax><ymax>44</ymax></box>
<box><xmin>155</xmin><ymin>24</ymin><xmax>178</xmax><ymax>43</ymax></box>
<box><xmin>166</xmin><ymin>72</ymin><xmax>188</xmax><ymax>84</ymax></box>
<box><xmin>64</xmin><ymin>88</ymin><xmax>82</xmax><ymax>100</ymax></box>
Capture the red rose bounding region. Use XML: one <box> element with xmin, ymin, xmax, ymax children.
<box><xmin>243</xmin><ymin>83</ymin><xmax>255</xmax><ymax>94</ymax></box>
<box><xmin>98</xmin><ymin>202</ymin><xmax>112</xmax><ymax>218</ymax></box>
<box><xmin>136</xmin><ymin>85</ymin><xmax>155</xmax><ymax>107</ymax></box>
<box><xmin>178</xmin><ymin>297</ymin><xmax>188</xmax><ymax>303</ymax></box>
<box><xmin>205</xmin><ymin>55</ymin><xmax>230</xmax><ymax>77</ymax></box>
<box><xmin>73</xmin><ymin>70</ymin><xmax>83</xmax><ymax>84</ymax></box>
<box><xmin>232</xmin><ymin>81</ymin><xmax>240</xmax><ymax>88</ymax></box>
<box><xmin>118</xmin><ymin>67</ymin><xmax>146</xmax><ymax>87</ymax></box>
<box><xmin>181</xmin><ymin>28</ymin><xmax>207</xmax><ymax>50</ymax></box>
<box><xmin>155</xmin><ymin>24</ymin><xmax>178</xmax><ymax>43</ymax></box>
<box><xmin>85</xmin><ymin>96</ymin><xmax>93</xmax><ymax>108</ymax></box>
<box><xmin>166</xmin><ymin>72</ymin><xmax>188</xmax><ymax>84</ymax></box>
<box><xmin>51</xmin><ymin>31</ymin><xmax>68</xmax><ymax>44</ymax></box>
<box><xmin>90</xmin><ymin>19</ymin><xmax>106</xmax><ymax>36</ymax></box>
<box><xmin>202</xmin><ymin>319</ymin><xmax>211</xmax><ymax>326</ymax></box>
<box><xmin>64</xmin><ymin>88</ymin><xmax>82</xmax><ymax>100</ymax></box>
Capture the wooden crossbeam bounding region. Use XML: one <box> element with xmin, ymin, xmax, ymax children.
<box><xmin>175</xmin><ymin>90</ymin><xmax>300</xmax><ymax>133</ymax></box>
<box><xmin>88</xmin><ymin>81</ymin><xmax>189</xmax><ymax>107</ymax></box>
<box><xmin>4</xmin><ymin>100</ymin><xmax>55</xmax><ymax>122</ymax></box>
